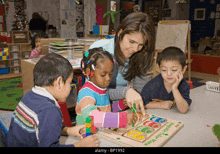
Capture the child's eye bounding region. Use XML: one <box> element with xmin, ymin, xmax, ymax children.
<box><xmin>101</xmin><ymin>75</ymin><xmax>105</xmax><ymax>77</ymax></box>
<box><xmin>130</xmin><ymin>40</ymin><xmax>135</xmax><ymax>43</ymax></box>
<box><xmin>172</xmin><ymin>70</ymin><xmax>177</xmax><ymax>72</ymax></box>
<box><xmin>162</xmin><ymin>70</ymin><xmax>166</xmax><ymax>72</ymax></box>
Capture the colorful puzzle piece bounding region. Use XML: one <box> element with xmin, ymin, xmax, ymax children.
<box><xmin>150</xmin><ymin>116</ymin><xmax>167</xmax><ymax>123</ymax></box>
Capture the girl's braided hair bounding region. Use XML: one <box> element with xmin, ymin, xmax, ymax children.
<box><xmin>81</xmin><ymin>47</ymin><xmax>114</xmax><ymax>73</ymax></box>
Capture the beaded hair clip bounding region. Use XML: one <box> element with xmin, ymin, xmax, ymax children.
<box><xmin>85</xmin><ymin>51</ymin><xmax>89</xmax><ymax>57</ymax></box>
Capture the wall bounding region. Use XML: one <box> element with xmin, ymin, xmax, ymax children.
<box><xmin>84</xmin><ymin>0</ymin><xmax>96</xmax><ymax>36</ymax></box>
<box><xmin>5</xmin><ymin>0</ymin><xmax>61</xmax><ymax>37</ymax></box>
<box><xmin>142</xmin><ymin>0</ymin><xmax>178</xmax><ymax>20</ymax></box>
<box><xmin>60</xmin><ymin>0</ymin><xmax>76</xmax><ymax>38</ymax></box>
<box><xmin>187</xmin><ymin>54</ymin><xmax>220</xmax><ymax>75</ymax></box>
<box><xmin>190</xmin><ymin>0</ymin><xmax>220</xmax><ymax>45</ymax></box>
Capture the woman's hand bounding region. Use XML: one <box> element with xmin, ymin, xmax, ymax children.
<box><xmin>125</xmin><ymin>88</ymin><xmax>146</xmax><ymax>116</ymax></box>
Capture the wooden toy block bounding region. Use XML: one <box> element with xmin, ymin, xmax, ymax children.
<box><xmin>88</xmin><ymin>115</ymin><xmax>94</xmax><ymax>121</ymax></box>
<box><xmin>86</xmin><ymin>132</ymin><xmax>91</xmax><ymax>137</ymax></box>
<box><xmin>90</xmin><ymin>120</ymin><xmax>94</xmax><ymax>126</ymax></box>
<box><xmin>85</xmin><ymin>123</ymin><xmax>92</xmax><ymax>128</ymax></box>
<box><xmin>85</xmin><ymin>117</ymin><xmax>92</xmax><ymax>123</ymax></box>
<box><xmin>86</xmin><ymin>127</ymin><xmax>91</xmax><ymax>133</ymax></box>
<box><xmin>82</xmin><ymin>134</ymin><xmax>86</xmax><ymax>138</ymax></box>
<box><xmin>91</xmin><ymin>126</ymin><xmax>96</xmax><ymax>133</ymax></box>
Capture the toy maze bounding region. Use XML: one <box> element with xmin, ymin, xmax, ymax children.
<box><xmin>95</xmin><ymin>112</ymin><xmax>184</xmax><ymax>147</ymax></box>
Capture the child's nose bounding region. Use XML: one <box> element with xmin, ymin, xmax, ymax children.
<box><xmin>167</xmin><ymin>70</ymin><xmax>171</xmax><ymax>75</ymax></box>
<box><xmin>106</xmin><ymin>74</ymin><xmax>111</xmax><ymax>81</ymax></box>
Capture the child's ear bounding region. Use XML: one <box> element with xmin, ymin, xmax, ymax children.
<box><xmin>55</xmin><ymin>76</ymin><xmax>64</xmax><ymax>89</ymax></box>
<box><xmin>182</xmin><ymin>65</ymin><xmax>187</xmax><ymax>74</ymax></box>
<box><xmin>85</xmin><ymin>67</ymin><xmax>91</xmax><ymax>74</ymax></box>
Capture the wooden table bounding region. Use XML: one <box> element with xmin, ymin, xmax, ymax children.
<box><xmin>63</xmin><ymin>85</ymin><xmax>220</xmax><ymax>147</ymax></box>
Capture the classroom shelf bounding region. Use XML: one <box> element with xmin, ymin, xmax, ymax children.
<box><xmin>0</xmin><ymin>43</ymin><xmax>32</xmax><ymax>80</ymax></box>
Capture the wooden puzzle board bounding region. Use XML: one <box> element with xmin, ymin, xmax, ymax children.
<box><xmin>95</xmin><ymin>114</ymin><xmax>184</xmax><ymax>147</ymax></box>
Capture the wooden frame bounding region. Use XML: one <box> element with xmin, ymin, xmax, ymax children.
<box><xmin>194</xmin><ymin>8</ymin><xmax>206</xmax><ymax>20</ymax></box>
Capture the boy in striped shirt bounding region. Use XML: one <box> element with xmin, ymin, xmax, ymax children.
<box><xmin>7</xmin><ymin>53</ymin><xmax>100</xmax><ymax>147</ymax></box>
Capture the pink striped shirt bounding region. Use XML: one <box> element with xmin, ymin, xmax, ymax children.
<box><xmin>29</xmin><ymin>48</ymin><xmax>45</xmax><ymax>59</ymax></box>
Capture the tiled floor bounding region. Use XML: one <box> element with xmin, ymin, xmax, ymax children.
<box><xmin>0</xmin><ymin>71</ymin><xmax>219</xmax><ymax>115</ymax></box>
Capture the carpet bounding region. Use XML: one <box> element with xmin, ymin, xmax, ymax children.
<box><xmin>185</xmin><ymin>77</ymin><xmax>203</xmax><ymax>82</ymax></box>
<box><xmin>0</xmin><ymin>77</ymin><xmax>23</xmax><ymax>111</ymax></box>
<box><xmin>193</xmin><ymin>81</ymin><xmax>206</xmax><ymax>88</ymax></box>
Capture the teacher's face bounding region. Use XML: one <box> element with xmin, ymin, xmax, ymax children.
<box><xmin>119</xmin><ymin>32</ymin><xmax>144</xmax><ymax>59</ymax></box>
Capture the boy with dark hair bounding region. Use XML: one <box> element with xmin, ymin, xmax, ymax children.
<box><xmin>140</xmin><ymin>47</ymin><xmax>192</xmax><ymax>114</ymax></box>
<box><xmin>7</xmin><ymin>53</ymin><xmax>100</xmax><ymax>147</ymax></box>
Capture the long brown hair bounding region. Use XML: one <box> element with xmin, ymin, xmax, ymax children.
<box><xmin>114</xmin><ymin>12</ymin><xmax>155</xmax><ymax>81</ymax></box>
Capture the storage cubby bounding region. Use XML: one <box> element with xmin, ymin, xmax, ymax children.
<box><xmin>11</xmin><ymin>66</ymin><xmax>21</xmax><ymax>74</ymax></box>
<box><xmin>11</xmin><ymin>59</ymin><xmax>20</xmax><ymax>67</ymax></box>
<box><xmin>0</xmin><ymin>43</ymin><xmax>33</xmax><ymax>79</ymax></box>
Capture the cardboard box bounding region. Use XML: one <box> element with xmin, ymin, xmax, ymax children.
<box><xmin>40</xmin><ymin>38</ymin><xmax>65</xmax><ymax>55</ymax></box>
<box><xmin>101</xmin><ymin>25</ymin><xmax>109</xmax><ymax>35</ymax></box>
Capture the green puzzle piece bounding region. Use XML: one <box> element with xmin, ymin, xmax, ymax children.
<box><xmin>212</xmin><ymin>124</ymin><xmax>220</xmax><ymax>139</ymax></box>
<box><xmin>133</xmin><ymin>103</ymin><xmax>136</xmax><ymax>109</ymax></box>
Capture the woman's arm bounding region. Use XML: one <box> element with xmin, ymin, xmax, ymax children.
<box><xmin>111</xmin><ymin>99</ymin><xmax>128</xmax><ymax>112</ymax></box>
<box><xmin>108</xmin><ymin>86</ymin><xmax>130</xmax><ymax>101</ymax></box>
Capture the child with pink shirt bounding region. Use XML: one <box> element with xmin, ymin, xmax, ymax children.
<box><xmin>76</xmin><ymin>47</ymin><xmax>137</xmax><ymax>128</ymax></box>
<box><xmin>29</xmin><ymin>34</ymin><xmax>45</xmax><ymax>59</ymax></box>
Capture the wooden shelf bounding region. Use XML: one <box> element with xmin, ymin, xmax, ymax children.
<box><xmin>0</xmin><ymin>73</ymin><xmax>22</xmax><ymax>81</ymax></box>
<box><xmin>11</xmin><ymin>65</ymin><xmax>21</xmax><ymax>68</ymax></box>
<box><xmin>10</xmin><ymin>51</ymin><xmax>21</xmax><ymax>53</ymax></box>
<box><xmin>0</xmin><ymin>43</ymin><xmax>32</xmax><ymax>80</ymax></box>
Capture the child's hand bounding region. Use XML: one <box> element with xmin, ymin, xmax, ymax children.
<box><xmin>172</xmin><ymin>71</ymin><xmax>183</xmax><ymax>91</ymax></box>
<box><xmin>123</xmin><ymin>99</ymin><xmax>128</xmax><ymax>107</ymax></box>
<box><xmin>67</xmin><ymin>125</ymin><xmax>86</xmax><ymax>139</ymax></box>
<box><xmin>161</xmin><ymin>101</ymin><xmax>174</xmax><ymax>110</ymax></box>
<box><xmin>125</xmin><ymin>110</ymin><xmax>138</xmax><ymax>125</ymax></box>
<box><xmin>37</xmin><ymin>46</ymin><xmax>42</xmax><ymax>51</ymax></box>
<box><xmin>73</xmin><ymin>135</ymin><xmax>100</xmax><ymax>147</ymax></box>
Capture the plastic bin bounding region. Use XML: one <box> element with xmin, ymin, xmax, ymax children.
<box><xmin>206</xmin><ymin>81</ymin><xmax>220</xmax><ymax>93</ymax></box>
<box><xmin>0</xmin><ymin>67</ymin><xmax>9</xmax><ymax>75</ymax></box>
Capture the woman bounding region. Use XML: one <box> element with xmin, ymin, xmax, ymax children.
<box><xmin>89</xmin><ymin>12</ymin><xmax>155</xmax><ymax>115</ymax></box>
<box><xmin>29</xmin><ymin>12</ymin><xmax>47</xmax><ymax>33</ymax></box>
